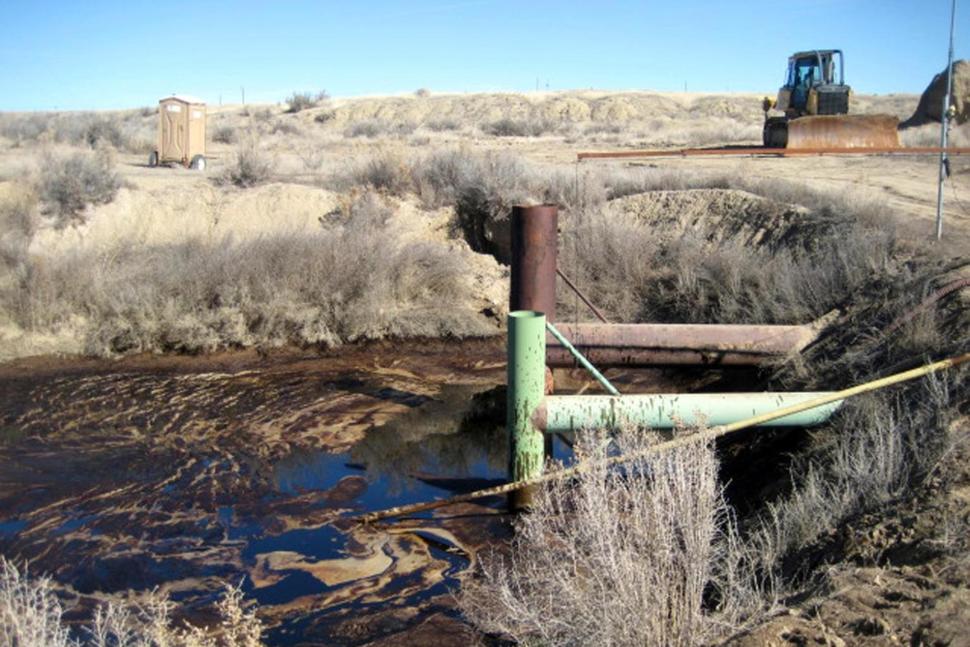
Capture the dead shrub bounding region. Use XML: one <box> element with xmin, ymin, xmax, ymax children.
<box><xmin>343</xmin><ymin>119</ymin><xmax>416</xmax><ymax>138</ymax></box>
<box><xmin>0</xmin><ymin>111</ymin><xmax>152</xmax><ymax>152</ymax></box>
<box><xmin>0</xmin><ymin>557</ymin><xmax>263</xmax><ymax>646</ymax></box>
<box><xmin>0</xmin><ymin>188</ymin><xmax>38</xmax><ymax>269</ymax></box>
<box><xmin>344</xmin><ymin>152</ymin><xmax>412</xmax><ymax>195</ymax></box>
<box><xmin>748</xmin><ymin>369</ymin><xmax>965</xmax><ymax>585</ymax></box>
<box><xmin>424</xmin><ymin>118</ymin><xmax>460</xmax><ymax>132</ymax></box>
<box><xmin>460</xmin><ymin>431</ymin><xmax>763</xmax><ymax>646</ymax></box>
<box><xmin>219</xmin><ymin>139</ymin><xmax>275</xmax><ymax>188</ymax></box>
<box><xmin>269</xmin><ymin>120</ymin><xmax>302</xmax><ymax>136</ymax></box>
<box><xmin>284</xmin><ymin>91</ymin><xmax>317</xmax><ymax>113</ymax></box>
<box><xmin>80</xmin><ymin>118</ymin><xmax>127</xmax><ymax>149</ymax></box>
<box><xmin>36</xmin><ymin>149</ymin><xmax>121</xmax><ymax>227</ymax></box>
<box><xmin>7</xmin><ymin>192</ymin><xmax>491</xmax><ymax>356</ymax></box>
<box><xmin>483</xmin><ymin>117</ymin><xmax>554</xmax><ymax>137</ymax></box>
<box><xmin>297</xmin><ymin>145</ymin><xmax>325</xmax><ymax>173</ymax></box>
<box><xmin>558</xmin><ymin>181</ymin><xmax>901</xmax><ymax>325</ymax></box>
<box><xmin>212</xmin><ymin>125</ymin><xmax>236</xmax><ymax>144</ymax></box>
<box><xmin>344</xmin><ymin>120</ymin><xmax>384</xmax><ymax>138</ymax></box>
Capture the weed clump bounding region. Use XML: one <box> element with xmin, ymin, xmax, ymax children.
<box><xmin>483</xmin><ymin>117</ymin><xmax>554</xmax><ymax>137</ymax></box>
<box><xmin>36</xmin><ymin>150</ymin><xmax>120</xmax><ymax>227</ymax></box>
<box><xmin>460</xmin><ymin>432</ymin><xmax>763</xmax><ymax>646</ymax></box>
<box><xmin>0</xmin><ymin>557</ymin><xmax>263</xmax><ymax>646</ymax></box>
<box><xmin>212</xmin><ymin>125</ymin><xmax>236</xmax><ymax>144</ymax></box>
<box><xmin>285</xmin><ymin>90</ymin><xmax>327</xmax><ymax>113</ymax></box>
<box><xmin>219</xmin><ymin>140</ymin><xmax>275</xmax><ymax>188</ymax></box>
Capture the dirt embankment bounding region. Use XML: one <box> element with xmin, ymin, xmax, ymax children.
<box><xmin>902</xmin><ymin>59</ymin><xmax>970</xmax><ymax>127</ymax></box>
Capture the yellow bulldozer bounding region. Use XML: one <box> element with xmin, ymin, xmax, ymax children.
<box><xmin>762</xmin><ymin>49</ymin><xmax>899</xmax><ymax>149</ymax></box>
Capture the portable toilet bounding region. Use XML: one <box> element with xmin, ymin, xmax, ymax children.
<box><xmin>150</xmin><ymin>95</ymin><xmax>207</xmax><ymax>170</ymax></box>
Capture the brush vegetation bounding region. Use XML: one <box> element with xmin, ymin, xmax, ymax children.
<box><xmin>0</xmin><ymin>558</ymin><xmax>262</xmax><ymax>646</ymax></box>
<box><xmin>461</xmin><ymin>433</ymin><xmax>766</xmax><ymax>646</ymax></box>
<box><xmin>0</xmin><ymin>192</ymin><xmax>490</xmax><ymax>356</ymax></box>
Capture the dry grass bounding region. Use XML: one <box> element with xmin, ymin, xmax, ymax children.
<box><xmin>555</xmin><ymin>168</ymin><xmax>911</xmax><ymax>325</ymax></box>
<box><xmin>344</xmin><ymin>120</ymin><xmax>417</xmax><ymax>139</ymax></box>
<box><xmin>3</xmin><ymin>192</ymin><xmax>491</xmax><ymax>356</ymax></box>
<box><xmin>218</xmin><ymin>136</ymin><xmax>275</xmax><ymax>188</ymax></box>
<box><xmin>460</xmin><ymin>432</ymin><xmax>765</xmax><ymax>646</ymax></box>
<box><xmin>36</xmin><ymin>149</ymin><xmax>121</xmax><ymax>227</ymax></box>
<box><xmin>899</xmin><ymin>122</ymin><xmax>970</xmax><ymax>147</ymax></box>
<box><xmin>482</xmin><ymin>117</ymin><xmax>555</xmax><ymax>137</ymax></box>
<box><xmin>748</xmin><ymin>370</ymin><xmax>965</xmax><ymax>583</ymax></box>
<box><xmin>0</xmin><ymin>110</ymin><xmax>155</xmax><ymax>153</ymax></box>
<box><xmin>0</xmin><ymin>558</ymin><xmax>262</xmax><ymax>646</ymax></box>
<box><xmin>0</xmin><ymin>187</ymin><xmax>38</xmax><ymax>270</ymax></box>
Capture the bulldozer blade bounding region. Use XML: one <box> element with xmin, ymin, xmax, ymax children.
<box><xmin>787</xmin><ymin>114</ymin><xmax>900</xmax><ymax>149</ymax></box>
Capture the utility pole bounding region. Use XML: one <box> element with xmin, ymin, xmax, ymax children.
<box><xmin>935</xmin><ymin>0</ymin><xmax>957</xmax><ymax>240</ymax></box>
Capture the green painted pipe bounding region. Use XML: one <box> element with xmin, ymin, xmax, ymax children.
<box><xmin>508</xmin><ymin>311</ymin><xmax>547</xmax><ymax>491</ymax></box>
<box><xmin>545</xmin><ymin>321</ymin><xmax>620</xmax><ymax>396</ymax></box>
<box><xmin>534</xmin><ymin>393</ymin><xmax>843</xmax><ymax>433</ymax></box>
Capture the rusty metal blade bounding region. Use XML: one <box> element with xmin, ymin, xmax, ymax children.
<box><xmin>787</xmin><ymin>114</ymin><xmax>900</xmax><ymax>149</ymax></box>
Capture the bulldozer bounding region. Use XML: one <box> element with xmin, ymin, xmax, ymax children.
<box><xmin>762</xmin><ymin>49</ymin><xmax>899</xmax><ymax>149</ymax></box>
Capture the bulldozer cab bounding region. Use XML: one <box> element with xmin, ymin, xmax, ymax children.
<box><xmin>777</xmin><ymin>50</ymin><xmax>847</xmax><ymax>116</ymax></box>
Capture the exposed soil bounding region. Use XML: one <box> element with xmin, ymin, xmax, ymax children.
<box><xmin>729</xmin><ymin>421</ymin><xmax>970</xmax><ymax>647</ymax></box>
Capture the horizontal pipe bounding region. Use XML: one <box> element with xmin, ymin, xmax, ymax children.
<box><xmin>357</xmin><ymin>353</ymin><xmax>969</xmax><ymax>523</ymax></box>
<box><xmin>577</xmin><ymin>146</ymin><xmax>970</xmax><ymax>160</ymax></box>
<box><xmin>548</xmin><ymin>348</ymin><xmax>780</xmax><ymax>367</ymax></box>
<box><xmin>534</xmin><ymin>393</ymin><xmax>843</xmax><ymax>432</ymax></box>
<box><xmin>546</xmin><ymin>322</ymin><xmax>821</xmax><ymax>367</ymax></box>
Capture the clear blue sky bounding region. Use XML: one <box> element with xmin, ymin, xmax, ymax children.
<box><xmin>0</xmin><ymin>0</ymin><xmax>965</xmax><ymax>111</ymax></box>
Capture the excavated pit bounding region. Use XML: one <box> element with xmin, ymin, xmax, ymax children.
<box><xmin>0</xmin><ymin>335</ymin><xmax>801</xmax><ymax>645</ymax></box>
<box><xmin>0</xmin><ymin>189</ymin><xmax>835</xmax><ymax>645</ymax></box>
<box><xmin>1</xmin><ymin>187</ymin><xmax>963</xmax><ymax>645</ymax></box>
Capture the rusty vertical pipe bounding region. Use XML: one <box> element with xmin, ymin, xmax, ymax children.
<box><xmin>510</xmin><ymin>204</ymin><xmax>558</xmax><ymax>488</ymax></box>
<box><xmin>510</xmin><ymin>205</ymin><xmax>558</xmax><ymax>322</ymax></box>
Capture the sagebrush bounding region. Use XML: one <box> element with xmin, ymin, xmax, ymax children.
<box><xmin>460</xmin><ymin>432</ymin><xmax>765</xmax><ymax>646</ymax></box>
<box><xmin>36</xmin><ymin>149</ymin><xmax>121</xmax><ymax>227</ymax></box>
<box><xmin>0</xmin><ymin>558</ymin><xmax>262</xmax><ymax>646</ymax></box>
<box><xmin>4</xmin><ymin>193</ymin><xmax>492</xmax><ymax>356</ymax></box>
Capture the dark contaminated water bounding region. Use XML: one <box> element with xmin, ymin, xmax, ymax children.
<box><xmin>0</xmin><ymin>340</ymin><xmax>695</xmax><ymax>645</ymax></box>
<box><xmin>0</xmin><ymin>340</ymin><xmax>549</xmax><ymax>645</ymax></box>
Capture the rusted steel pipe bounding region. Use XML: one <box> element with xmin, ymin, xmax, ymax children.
<box><xmin>576</xmin><ymin>146</ymin><xmax>970</xmax><ymax>161</ymax></box>
<box><xmin>546</xmin><ymin>322</ymin><xmax>822</xmax><ymax>368</ymax></box>
<box><xmin>510</xmin><ymin>205</ymin><xmax>558</xmax><ymax>321</ymax></box>
<box><xmin>556</xmin><ymin>268</ymin><xmax>610</xmax><ymax>323</ymax></box>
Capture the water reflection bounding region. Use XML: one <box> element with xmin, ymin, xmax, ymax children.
<box><xmin>273</xmin><ymin>384</ymin><xmax>511</xmax><ymax>510</ymax></box>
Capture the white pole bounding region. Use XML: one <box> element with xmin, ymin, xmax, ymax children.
<box><xmin>935</xmin><ymin>0</ymin><xmax>957</xmax><ymax>240</ymax></box>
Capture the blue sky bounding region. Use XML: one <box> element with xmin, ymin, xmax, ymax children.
<box><xmin>0</xmin><ymin>0</ymin><xmax>965</xmax><ymax>111</ymax></box>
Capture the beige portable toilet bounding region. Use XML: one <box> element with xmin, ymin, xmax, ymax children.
<box><xmin>150</xmin><ymin>95</ymin><xmax>207</xmax><ymax>170</ymax></box>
